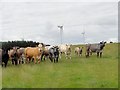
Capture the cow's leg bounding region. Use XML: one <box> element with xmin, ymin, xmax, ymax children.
<box><xmin>90</xmin><ymin>52</ymin><xmax>92</xmax><ymax>55</ymax></box>
<box><xmin>38</xmin><ymin>56</ymin><xmax>41</xmax><ymax>63</ymax></box>
<box><xmin>15</xmin><ymin>59</ymin><xmax>17</xmax><ymax>65</ymax></box>
<box><xmin>5</xmin><ymin>60</ymin><xmax>8</xmax><ymax>67</ymax></box>
<box><xmin>49</xmin><ymin>53</ymin><xmax>53</xmax><ymax>62</ymax></box>
<box><xmin>100</xmin><ymin>52</ymin><xmax>102</xmax><ymax>58</ymax></box>
<box><xmin>27</xmin><ymin>58</ymin><xmax>30</xmax><ymax>63</ymax></box>
<box><xmin>86</xmin><ymin>53</ymin><xmax>88</xmax><ymax>58</ymax></box>
<box><xmin>97</xmin><ymin>52</ymin><xmax>99</xmax><ymax>58</ymax></box>
<box><xmin>43</xmin><ymin>56</ymin><xmax>45</xmax><ymax>61</ymax></box>
<box><xmin>19</xmin><ymin>57</ymin><xmax>21</xmax><ymax>64</ymax></box>
<box><xmin>69</xmin><ymin>53</ymin><xmax>71</xmax><ymax>59</ymax></box>
<box><xmin>78</xmin><ymin>52</ymin><xmax>80</xmax><ymax>56</ymax></box>
<box><xmin>54</xmin><ymin>58</ymin><xmax>55</xmax><ymax>63</ymax></box>
<box><xmin>68</xmin><ymin>54</ymin><xmax>71</xmax><ymax>59</ymax></box>
<box><xmin>49</xmin><ymin>56</ymin><xmax>53</xmax><ymax>62</ymax></box>
<box><xmin>17</xmin><ymin>59</ymin><xmax>19</xmax><ymax>64</ymax></box>
<box><xmin>43</xmin><ymin>55</ymin><xmax>46</xmax><ymax>61</ymax></box>
<box><xmin>2</xmin><ymin>63</ymin><xmax>3</xmax><ymax>67</ymax></box>
<box><xmin>65</xmin><ymin>52</ymin><xmax>68</xmax><ymax>59</ymax></box>
<box><xmin>28</xmin><ymin>58</ymin><xmax>30</xmax><ymax>63</ymax></box>
<box><xmin>59</xmin><ymin>52</ymin><xmax>62</xmax><ymax>59</ymax></box>
<box><xmin>34</xmin><ymin>57</ymin><xmax>37</xmax><ymax>64</ymax></box>
<box><xmin>74</xmin><ymin>51</ymin><xmax>76</xmax><ymax>55</ymax></box>
<box><xmin>25</xmin><ymin>58</ymin><xmax>28</xmax><ymax>64</ymax></box>
<box><xmin>21</xmin><ymin>57</ymin><xmax>24</xmax><ymax>64</ymax></box>
<box><xmin>12</xmin><ymin>59</ymin><xmax>14</xmax><ymax>65</ymax></box>
<box><xmin>41</xmin><ymin>54</ymin><xmax>44</xmax><ymax>61</ymax></box>
<box><xmin>56</xmin><ymin>57</ymin><xmax>58</xmax><ymax>62</ymax></box>
<box><xmin>85</xmin><ymin>52</ymin><xmax>87</xmax><ymax>58</ymax></box>
<box><xmin>86</xmin><ymin>52</ymin><xmax>89</xmax><ymax>58</ymax></box>
<box><xmin>76</xmin><ymin>52</ymin><xmax>79</xmax><ymax>56</ymax></box>
<box><xmin>80</xmin><ymin>53</ymin><xmax>82</xmax><ymax>57</ymax></box>
<box><xmin>32</xmin><ymin>58</ymin><xmax>34</xmax><ymax>62</ymax></box>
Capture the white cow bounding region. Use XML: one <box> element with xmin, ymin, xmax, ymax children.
<box><xmin>59</xmin><ymin>44</ymin><xmax>72</xmax><ymax>59</ymax></box>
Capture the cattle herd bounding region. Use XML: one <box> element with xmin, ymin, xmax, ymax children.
<box><xmin>0</xmin><ymin>41</ymin><xmax>106</xmax><ymax>67</ymax></box>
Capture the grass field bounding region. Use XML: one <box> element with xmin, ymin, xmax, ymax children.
<box><xmin>1</xmin><ymin>43</ymin><xmax>118</xmax><ymax>88</ymax></box>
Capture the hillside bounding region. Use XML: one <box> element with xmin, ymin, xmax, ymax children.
<box><xmin>2</xmin><ymin>43</ymin><xmax>118</xmax><ymax>88</ymax></box>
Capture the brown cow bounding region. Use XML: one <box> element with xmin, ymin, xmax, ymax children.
<box><xmin>25</xmin><ymin>46</ymin><xmax>43</xmax><ymax>64</ymax></box>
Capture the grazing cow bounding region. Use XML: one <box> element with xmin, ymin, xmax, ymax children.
<box><xmin>59</xmin><ymin>44</ymin><xmax>72</xmax><ymax>59</ymax></box>
<box><xmin>49</xmin><ymin>46</ymin><xmax>59</xmax><ymax>63</ymax></box>
<box><xmin>75</xmin><ymin>47</ymin><xmax>83</xmax><ymax>56</ymax></box>
<box><xmin>25</xmin><ymin>46</ymin><xmax>43</xmax><ymax>64</ymax></box>
<box><xmin>86</xmin><ymin>41</ymin><xmax>106</xmax><ymax>58</ymax></box>
<box><xmin>2</xmin><ymin>50</ymin><xmax>9</xmax><ymax>67</ymax></box>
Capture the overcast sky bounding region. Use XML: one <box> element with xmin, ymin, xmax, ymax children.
<box><xmin>0</xmin><ymin>1</ymin><xmax>118</xmax><ymax>45</ymax></box>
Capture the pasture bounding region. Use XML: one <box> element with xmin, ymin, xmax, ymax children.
<box><xmin>2</xmin><ymin>43</ymin><xmax>118</xmax><ymax>88</ymax></box>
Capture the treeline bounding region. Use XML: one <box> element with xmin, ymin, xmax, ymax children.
<box><xmin>1</xmin><ymin>41</ymin><xmax>40</xmax><ymax>50</ymax></box>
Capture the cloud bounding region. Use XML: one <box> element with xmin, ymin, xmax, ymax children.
<box><xmin>1</xmin><ymin>2</ymin><xmax>118</xmax><ymax>45</ymax></box>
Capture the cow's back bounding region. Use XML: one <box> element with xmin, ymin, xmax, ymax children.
<box><xmin>90</xmin><ymin>44</ymin><xmax>100</xmax><ymax>52</ymax></box>
<box><xmin>25</xmin><ymin>47</ymin><xmax>40</xmax><ymax>57</ymax></box>
<box><xmin>59</xmin><ymin>45</ymin><xmax>67</xmax><ymax>52</ymax></box>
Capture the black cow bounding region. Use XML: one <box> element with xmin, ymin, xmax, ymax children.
<box><xmin>2</xmin><ymin>50</ymin><xmax>9</xmax><ymax>67</ymax></box>
<box><xmin>49</xmin><ymin>46</ymin><xmax>59</xmax><ymax>63</ymax></box>
<box><xmin>86</xmin><ymin>41</ymin><xmax>106</xmax><ymax>58</ymax></box>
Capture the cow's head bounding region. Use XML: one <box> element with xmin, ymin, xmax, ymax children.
<box><xmin>100</xmin><ymin>41</ymin><xmax>106</xmax><ymax>50</ymax></box>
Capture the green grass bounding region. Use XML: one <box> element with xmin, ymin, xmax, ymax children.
<box><xmin>2</xmin><ymin>43</ymin><xmax>118</xmax><ymax>88</ymax></box>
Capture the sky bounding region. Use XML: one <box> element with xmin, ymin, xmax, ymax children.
<box><xmin>0</xmin><ymin>1</ymin><xmax>118</xmax><ymax>45</ymax></box>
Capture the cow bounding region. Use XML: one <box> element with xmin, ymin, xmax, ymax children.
<box><xmin>8</xmin><ymin>47</ymin><xmax>19</xmax><ymax>65</ymax></box>
<box><xmin>2</xmin><ymin>49</ymin><xmax>9</xmax><ymax>67</ymax></box>
<box><xmin>85</xmin><ymin>41</ymin><xmax>106</xmax><ymax>58</ymax></box>
<box><xmin>25</xmin><ymin>44</ymin><xmax>43</xmax><ymax>64</ymax></box>
<box><xmin>48</xmin><ymin>46</ymin><xmax>59</xmax><ymax>63</ymax></box>
<box><xmin>59</xmin><ymin>44</ymin><xmax>72</xmax><ymax>59</ymax></box>
<box><xmin>41</xmin><ymin>46</ymin><xmax>50</xmax><ymax>61</ymax></box>
<box><xmin>75</xmin><ymin>47</ymin><xmax>83</xmax><ymax>56</ymax></box>
<box><xmin>17</xmin><ymin>48</ymin><xmax>25</xmax><ymax>64</ymax></box>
